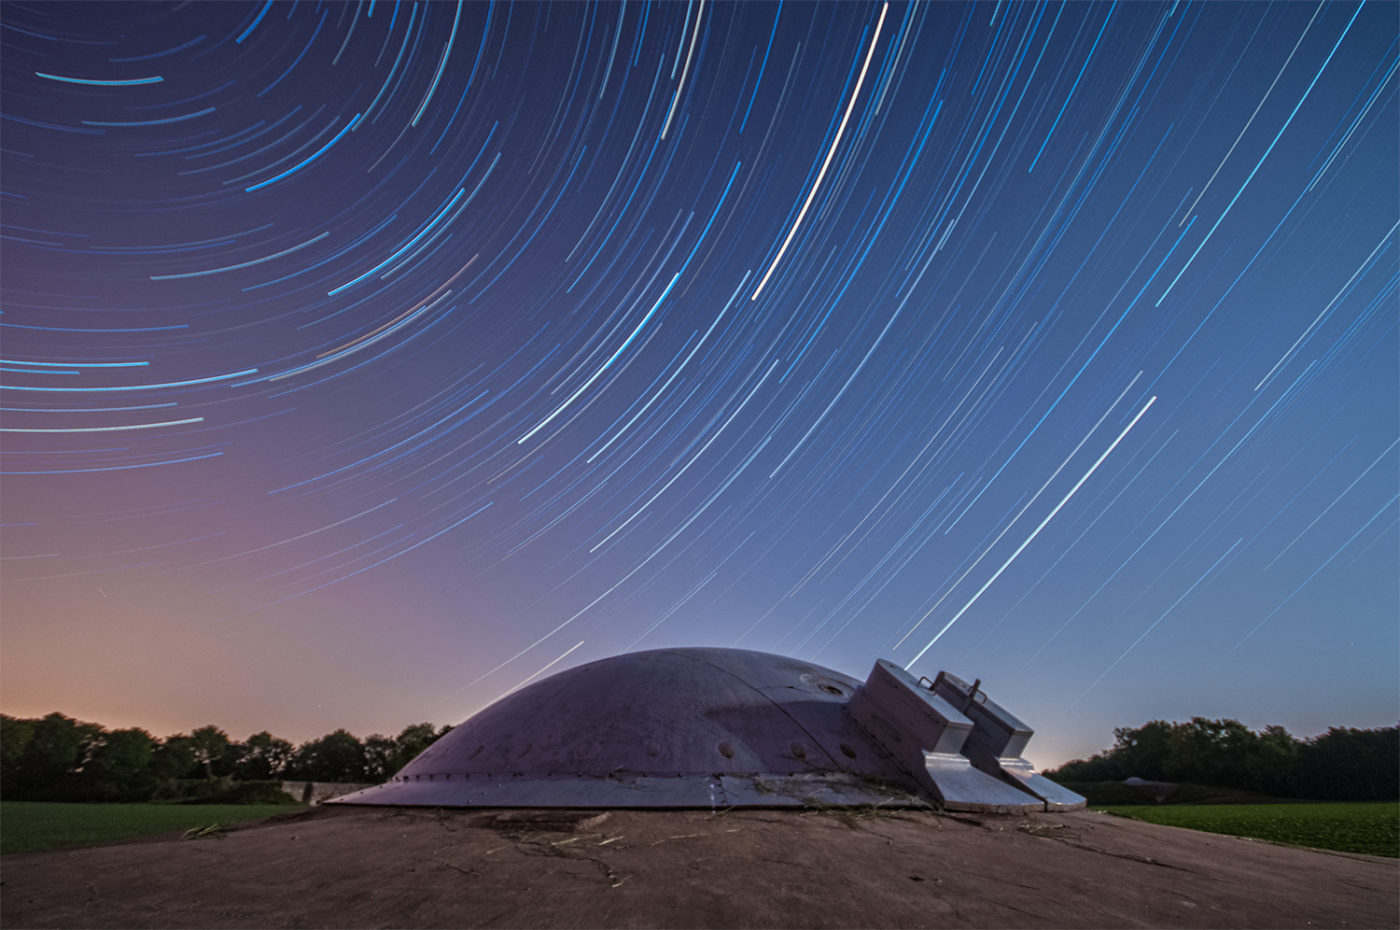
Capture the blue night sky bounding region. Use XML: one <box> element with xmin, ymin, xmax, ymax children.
<box><xmin>1</xmin><ymin>0</ymin><xmax>1396</xmax><ymax>768</ymax></box>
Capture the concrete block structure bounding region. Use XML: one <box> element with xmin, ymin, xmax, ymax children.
<box><xmin>330</xmin><ymin>647</ymin><xmax>1083</xmax><ymax>812</ymax></box>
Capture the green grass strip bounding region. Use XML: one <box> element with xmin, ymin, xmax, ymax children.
<box><xmin>1100</xmin><ymin>801</ymin><xmax>1399</xmax><ymax>857</ymax></box>
<box><xmin>1</xmin><ymin>801</ymin><xmax>300</xmax><ymax>855</ymax></box>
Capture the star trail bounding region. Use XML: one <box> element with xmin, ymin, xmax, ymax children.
<box><xmin>1</xmin><ymin>0</ymin><xmax>1395</xmax><ymax>764</ymax></box>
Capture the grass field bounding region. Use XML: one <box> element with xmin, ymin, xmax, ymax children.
<box><xmin>1100</xmin><ymin>801</ymin><xmax>1399</xmax><ymax>857</ymax></box>
<box><xmin>0</xmin><ymin>801</ymin><xmax>301</xmax><ymax>855</ymax></box>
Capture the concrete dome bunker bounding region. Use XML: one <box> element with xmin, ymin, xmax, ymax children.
<box><xmin>330</xmin><ymin>647</ymin><xmax>1085</xmax><ymax>813</ymax></box>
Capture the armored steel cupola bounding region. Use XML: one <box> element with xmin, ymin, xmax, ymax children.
<box><xmin>330</xmin><ymin>647</ymin><xmax>1085</xmax><ymax>812</ymax></box>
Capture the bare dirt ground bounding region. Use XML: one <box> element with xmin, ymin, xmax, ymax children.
<box><xmin>2</xmin><ymin>804</ymin><xmax>1395</xmax><ymax>928</ymax></box>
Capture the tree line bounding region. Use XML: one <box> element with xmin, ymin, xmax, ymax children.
<box><xmin>6</xmin><ymin>710</ymin><xmax>1394</xmax><ymax>804</ymax></box>
<box><xmin>1044</xmin><ymin>717</ymin><xmax>1398</xmax><ymax>802</ymax></box>
<box><xmin>0</xmin><ymin>712</ymin><xmax>451</xmax><ymax>803</ymax></box>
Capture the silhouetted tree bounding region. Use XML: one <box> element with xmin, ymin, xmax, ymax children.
<box><xmin>232</xmin><ymin>731</ymin><xmax>294</xmax><ymax>781</ymax></box>
<box><xmin>9</xmin><ymin>713</ymin><xmax>104</xmax><ymax>799</ymax></box>
<box><xmin>1113</xmin><ymin>720</ymin><xmax>1174</xmax><ymax>779</ymax></box>
<box><xmin>393</xmin><ymin>722</ymin><xmax>441</xmax><ymax>772</ymax></box>
<box><xmin>151</xmin><ymin>734</ymin><xmax>198</xmax><ymax>782</ymax></box>
<box><xmin>0</xmin><ymin>713</ymin><xmax>457</xmax><ymax>800</ymax></box>
<box><xmin>1297</xmin><ymin>727</ymin><xmax>1399</xmax><ymax>801</ymax></box>
<box><xmin>83</xmin><ymin>728</ymin><xmax>157</xmax><ymax>801</ymax></box>
<box><xmin>1163</xmin><ymin>717</ymin><xmax>1259</xmax><ymax>788</ymax></box>
<box><xmin>1249</xmin><ymin>725</ymin><xmax>1300</xmax><ymax>797</ymax></box>
<box><xmin>356</xmin><ymin>723</ymin><xmax>454</xmax><ymax>783</ymax></box>
<box><xmin>361</xmin><ymin>734</ymin><xmax>398</xmax><ymax>783</ymax></box>
<box><xmin>1047</xmin><ymin>718</ymin><xmax>1397</xmax><ymax>802</ymax></box>
<box><xmin>291</xmin><ymin>729</ymin><xmax>366</xmax><ymax>782</ymax></box>
<box><xmin>1047</xmin><ymin>751</ymin><xmax>1121</xmax><ymax>783</ymax></box>
<box><xmin>188</xmin><ymin>725</ymin><xmax>234</xmax><ymax>779</ymax></box>
<box><xmin>1</xmin><ymin>714</ymin><xmax>36</xmax><ymax>791</ymax></box>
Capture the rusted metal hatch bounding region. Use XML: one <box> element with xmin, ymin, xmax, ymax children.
<box><xmin>329</xmin><ymin>647</ymin><xmax>1084</xmax><ymax>812</ymax></box>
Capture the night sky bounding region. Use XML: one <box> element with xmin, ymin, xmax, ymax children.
<box><xmin>2</xmin><ymin>0</ymin><xmax>1396</xmax><ymax>768</ymax></box>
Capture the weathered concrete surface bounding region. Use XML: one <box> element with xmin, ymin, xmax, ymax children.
<box><xmin>2</xmin><ymin>805</ymin><xmax>1395</xmax><ymax>929</ymax></box>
